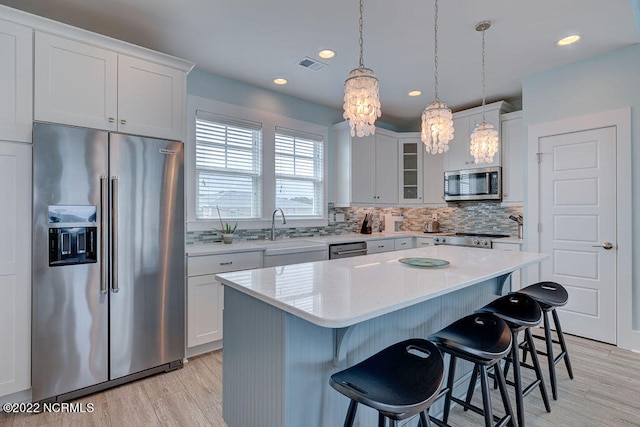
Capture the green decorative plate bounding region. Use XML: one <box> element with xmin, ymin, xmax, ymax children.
<box><xmin>398</xmin><ymin>257</ymin><xmax>450</xmax><ymax>268</ymax></box>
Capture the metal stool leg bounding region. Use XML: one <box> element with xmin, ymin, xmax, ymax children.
<box><xmin>378</xmin><ymin>412</ymin><xmax>386</xmax><ymax>427</ymax></box>
<box><xmin>464</xmin><ymin>364</ymin><xmax>479</xmax><ymax>410</ymax></box>
<box><xmin>494</xmin><ymin>361</ymin><xmax>516</xmax><ymax>427</ymax></box>
<box><xmin>344</xmin><ymin>400</ymin><xmax>358</xmax><ymax>427</ymax></box>
<box><xmin>525</xmin><ymin>328</ymin><xmax>551</xmax><ymax>412</ymax></box>
<box><xmin>479</xmin><ymin>365</ymin><xmax>494</xmax><ymax>427</ymax></box>
<box><xmin>552</xmin><ymin>308</ymin><xmax>574</xmax><ymax>379</ymax></box>
<box><xmin>510</xmin><ymin>330</ymin><xmax>525</xmax><ymax>427</ymax></box>
<box><xmin>419</xmin><ymin>411</ymin><xmax>431</xmax><ymax>427</ymax></box>
<box><xmin>442</xmin><ymin>355</ymin><xmax>457</xmax><ymax>424</ymax></box>
<box><xmin>542</xmin><ymin>310</ymin><xmax>559</xmax><ymax>400</ymax></box>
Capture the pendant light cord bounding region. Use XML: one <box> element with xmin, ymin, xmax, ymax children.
<box><xmin>481</xmin><ymin>26</ymin><xmax>486</xmax><ymax>120</ymax></box>
<box><xmin>434</xmin><ymin>0</ymin><xmax>439</xmax><ymax>101</ymax></box>
<box><xmin>358</xmin><ymin>0</ymin><xmax>365</xmax><ymax>68</ymax></box>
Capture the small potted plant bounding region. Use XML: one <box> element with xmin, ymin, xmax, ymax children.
<box><xmin>215</xmin><ymin>206</ymin><xmax>237</xmax><ymax>244</ymax></box>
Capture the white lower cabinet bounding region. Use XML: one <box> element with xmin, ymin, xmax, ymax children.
<box><xmin>394</xmin><ymin>237</ymin><xmax>413</xmax><ymax>251</ymax></box>
<box><xmin>0</xmin><ymin>142</ymin><xmax>31</xmax><ymax>398</ymax></box>
<box><xmin>186</xmin><ymin>251</ymin><xmax>262</xmax><ymax>356</ymax></box>
<box><xmin>415</xmin><ymin>236</ymin><xmax>435</xmax><ymax>247</ymax></box>
<box><xmin>492</xmin><ymin>241</ymin><xmax>523</xmax><ymax>290</ymax></box>
<box><xmin>366</xmin><ymin>239</ymin><xmax>394</xmax><ymax>254</ymax></box>
<box><xmin>263</xmin><ymin>249</ymin><xmax>327</xmax><ymax>267</ymax></box>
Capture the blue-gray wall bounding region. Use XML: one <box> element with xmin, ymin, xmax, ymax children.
<box><xmin>187</xmin><ymin>68</ymin><xmax>344</xmax><ymax>127</ymax></box>
<box><xmin>522</xmin><ymin>42</ymin><xmax>640</xmax><ymax>333</ymax></box>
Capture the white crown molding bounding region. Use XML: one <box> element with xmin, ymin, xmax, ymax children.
<box><xmin>0</xmin><ymin>4</ymin><xmax>195</xmax><ymax>73</ymax></box>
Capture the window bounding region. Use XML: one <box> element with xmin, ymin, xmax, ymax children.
<box><xmin>274</xmin><ymin>128</ymin><xmax>324</xmax><ymax>217</ymax></box>
<box><xmin>195</xmin><ymin>112</ymin><xmax>261</xmax><ymax>219</ymax></box>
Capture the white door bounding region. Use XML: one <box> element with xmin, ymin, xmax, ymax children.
<box><xmin>538</xmin><ymin>126</ymin><xmax>617</xmax><ymax>344</ymax></box>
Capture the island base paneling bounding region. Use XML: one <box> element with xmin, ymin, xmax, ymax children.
<box><xmin>222</xmin><ymin>278</ymin><xmax>505</xmax><ymax>427</ymax></box>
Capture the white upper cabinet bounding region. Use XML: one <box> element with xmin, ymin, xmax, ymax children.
<box><xmin>500</xmin><ymin>111</ymin><xmax>524</xmax><ymax>205</ymax></box>
<box><xmin>0</xmin><ymin>19</ymin><xmax>32</xmax><ymax>143</ymax></box>
<box><xmin>35</xmin><ymin>32</ymin><xmax>187</xmax><ymax>141</ymax></box>
<box><xmin>34</xmin><ymin>32</ymin><xmax>118</xmax><ymax>132</ymax></box>
<box><xmin>333</xmin><ymin>122</ymin><xmax>398</xmax><ymax>206</ymax></box>
<box><xmin>398</xmin><ymin>137</ymin><xmax>423</xmax><ymax>205</ymax></box>
<box><xmin>423</xmin><ymin>144</ymin><xmax>446</xmax><ymax>206</ymax></box>
<box><xmin>444</xmin><ymin>101</ymin><xmax>514</xmax><ymax>171</ymax></box>
<box><xmin>117</xmin><ymin>55</ymin><xmax>185</xmax><ymax>140</ymax></box>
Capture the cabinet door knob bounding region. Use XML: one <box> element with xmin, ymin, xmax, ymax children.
<box><xmin>108</xmin><ymin>117</ymin><xmax>115</xmax><ymax>123</ymax></box>
<box><xmin>120</xmin><ymin>119</ymin><xmax>127</xmax><ymax>125</ymax></box>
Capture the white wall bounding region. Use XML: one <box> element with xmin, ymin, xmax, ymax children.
<box><xmin>522</xmin><ymin>43</ymin><xmax>640</xmax><ymax>347</ymax></box>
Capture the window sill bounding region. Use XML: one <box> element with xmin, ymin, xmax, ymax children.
<box><xmin>187</xmin><ymin>217</ymin><xmax>329</xmax><ymax>232</ymax></box>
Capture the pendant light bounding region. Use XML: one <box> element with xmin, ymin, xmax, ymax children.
<box><xmin>343</xmin><ymin>0</ymin><xmax>381</xmax><ymax>137</ymax></box>
<box><xmin>470</xmin><ymin>21</ymin><xmax>499</xmax><ymax>164</ymax></box>
<box><xmin>421</xmin><ymin>0</ymin><xmax>454</xmax><ymax>154</ymax></box>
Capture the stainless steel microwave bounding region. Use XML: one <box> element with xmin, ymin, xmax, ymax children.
<box><xmin>444</xmin><ymin>166</ymin><xmax>502</xmax><ymax>202</ymax></box>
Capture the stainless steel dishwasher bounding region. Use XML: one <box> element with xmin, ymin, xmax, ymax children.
<box><xmin>328</xmin><ymin>241</ymin><xmax>368</xmax><ymax>259</ymax></box>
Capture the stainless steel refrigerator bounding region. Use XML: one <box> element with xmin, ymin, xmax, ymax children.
<box><xmin>32</xmin><ymin>122</ymin><xmax>185</xmax><ymax>402</ymax></box>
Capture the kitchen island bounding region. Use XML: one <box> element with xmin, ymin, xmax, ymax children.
<box><xmin>216</xmin><ymin>245</ymin><xmax>547</xmax><ymax>427</ymax></box>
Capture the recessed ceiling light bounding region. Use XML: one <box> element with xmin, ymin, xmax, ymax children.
<box><xmin>318</xmin><ymin>49</ymin><xmax>336</xmax><ymax>59</ymax></box>
<box><xmin>408</xmin><ymin>90</ymin><xmax>422</xmax><ymax>97</ymax></box>
<box><xmin>556</xmin><ymin>34</ymin><xmax>581</xmax><ymax>46</ymax></box>
<box><xmin>273</xmin><ymin>78</ymin><xmax>288</xmax><ymax>85</ymax></box>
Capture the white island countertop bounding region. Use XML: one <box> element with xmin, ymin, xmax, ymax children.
<box><xmin>216</xmin><ymin>245</ymin><xmax>547</xmax><ymax>329</ymax></box>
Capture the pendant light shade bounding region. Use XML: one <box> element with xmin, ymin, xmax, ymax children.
<box><xmin>421</xmin><ymin>101</ymin><xmax>454</xmax><ymax>154</ymax></box>
<box><xmin>343</xmin><ymin>67</ymin><xmax>381</xmax><ymax>137</ymax></box>
<box><xmin>470</xmin><ymin>122</ymin><xmax>499</xmax><ymax>163</ymax></box>
<box><xmin>421</xmin><ymin>0</ymin><xmax>454</xmax><ymax>154</ymax></box>
<box><xmin>470</xmin><ymin>20</ymin><xmax>499</xmax><ymax>164</ymax></box>
<box><xmin>343</xmin><ymin>0</ymin><xmax>381</xmax><ymax>137</ymax></box>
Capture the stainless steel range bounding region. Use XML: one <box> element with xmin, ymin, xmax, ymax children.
<box><xmin>432</xmin><ymin>233</ymin><xmax>509</xmax><ymax>249</ymax></box>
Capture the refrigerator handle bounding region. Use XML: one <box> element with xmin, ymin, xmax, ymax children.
<box><xmin>111</xmin><ymin>176</ymin><xmax>119</xmax><ymax>293</ymax></box>
<box><xmin>100</xmin><ymin>176</ymin><xmax>109</xmax><ymax>294</ymax></box>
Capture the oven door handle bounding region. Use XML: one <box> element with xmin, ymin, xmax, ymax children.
<box><xmin>335</xmin><ymin>248</ymin><xmax>368</xmax><ymax>256</ymax></box>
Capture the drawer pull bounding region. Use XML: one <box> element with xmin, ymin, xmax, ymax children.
<box><xmin>220</xmin><ymin>261</ymin><xmax>233</xmax><ymax>266</ymax></box>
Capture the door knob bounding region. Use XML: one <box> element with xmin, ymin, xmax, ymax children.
<box><xmin>592</xmin><ymin>242</ymin><xmax>614</xmax><ymax>250</ymax></box>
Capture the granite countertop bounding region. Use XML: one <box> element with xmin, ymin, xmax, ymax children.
<box><xmin>492</xmin><ymin>237</ymin><xmax>524</xmax><ymax>244</ymax></box>
<box><xmin>186</xmin><ymin>231</ymin><xmax>521</xmax><ymax>256</ymax></box>
<box><xmin>185</xmin><ymin>231</ymin><xmax>446</xmax><ymax>256</ymax></box>
<box><xmin>215</xmin><ymin>245</ymin><xmax>547</xmax><ymax>328</ymax></box>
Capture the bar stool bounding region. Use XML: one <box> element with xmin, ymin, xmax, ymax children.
<box><xmin>517</xmin><ymin>281</ymin><xmax>574</xmax><ymax>400</ymax></box>
<box><xmin>474</xmin><ymin>294</ymin><xmax>551</xmax><ymax>427</ymax></box>
<box><xmin>330</xmin><ymin>338</ymin><xmax>444</xmax><ymax>427</ymax></box>
<box><xmin>429</xmin><ymin>313</ymin><xmax>514</xmax><ymax>427</ymax></box>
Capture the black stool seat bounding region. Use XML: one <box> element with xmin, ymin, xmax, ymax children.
<box><xmin>475</xmin><ymin>294</ymin><xmax>550</xmax><ymax>427</ymax></box>
<box><xmin>429</xmin><ymin>313</ymin><xmax>514</xmax><ymax>427</ymax></box>
<box><xmin>477</xmin><ymin>294</ymin><xmax>542</xmax><ymax>329</ymax></box>
<box><xmin>430</xmin><ymin>312</ymin><xmax>511</xmax><ymax>361</ymax></box>
<box><xmin>330</xmin><ymin>338</ymin><xmax>444</xmax><ymax>426</ymax></box>
<box><xmin>517</xmin><ymin>281</ymin><xmax>568</xmax><ymax>308</ymax></box>
<box><xmin>517</xmin><ymin>282</ymin><xmax>574</xmax><ymax>401</ymax></box>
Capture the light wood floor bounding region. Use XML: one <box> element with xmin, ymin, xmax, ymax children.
<box><xmin>2</xmin><ymin>334</ymin><xmax>640</xmax><ymax>426</ymax></box>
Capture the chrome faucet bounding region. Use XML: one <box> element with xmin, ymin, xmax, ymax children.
<box><xmin>270</xmin><ymin>208</ymin><xmax>287</xmax><ymax>241</ymax></box>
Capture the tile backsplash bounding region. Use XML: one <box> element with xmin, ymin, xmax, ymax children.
<box><xmin>187</xmin><ymin>202</ymin><xmax>523</xmax><ymax>244</ymax></box>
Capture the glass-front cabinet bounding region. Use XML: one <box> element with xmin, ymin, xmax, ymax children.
<box><xmin>398</xmin><ymin>137</ymin><xmax>423</xmax><ymax>204</ymax></box>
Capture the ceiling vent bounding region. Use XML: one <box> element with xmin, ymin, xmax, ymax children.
<box><xmin>298</xmin><ymin>56</ymin><xmax>327</xmax><ymax>71</ymax></box>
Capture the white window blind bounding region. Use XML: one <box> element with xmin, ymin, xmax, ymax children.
<box><xmin>195</xmin><ymin>112</ymin><xmax>262</xmax><ymax>219</ymax></box>
<box><xmin>275</xmin><ymin>127</ymin><xmax>323</xmax><ymax>217</ymax></box>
